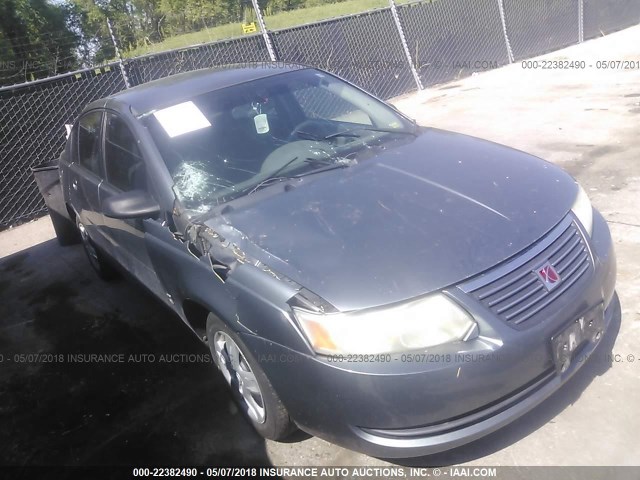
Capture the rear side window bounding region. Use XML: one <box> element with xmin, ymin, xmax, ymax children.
<box><xmin>104</xmin><ymin>113</ymin><xmax>145</xmax><ymax>192</ymax></box>
<box><xmin>77</xmin><ymin>111</ymin><xmax>103</xmax><ymax>175</ymax></box>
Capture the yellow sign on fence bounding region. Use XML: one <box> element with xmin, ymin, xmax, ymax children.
<box><xmin>242</xmin><ymin>22</ymin><xmax>257</xmax><ymax>34</ymax></box>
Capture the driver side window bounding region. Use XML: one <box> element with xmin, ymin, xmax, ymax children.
<box><xmin>77</xmin><ymin>111</ymin><xmax>103</xmax><ymax>175</ymax></box>
<box><xmin>104</xmin><ymin>113</ymin><xmax>146</xmax><ymax>192</ymax></box>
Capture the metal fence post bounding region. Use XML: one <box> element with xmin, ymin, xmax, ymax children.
<box><xmin>250</xmin><ymin>0</ymin><xmax>278</xmax><ymax>62</ymax></box>
<box><xmin>388</xmin><ymin>0</ymin><xmax>424</xmax><ymax>90</ymax></box>
<box><xmin>578</xmin><ymin>0</ymin><xmax>585</xmax><ymax>42</ymax></box>
<box><xmin>496</xmin><ymin>0</ymin><xmax>515</xmax><ymax>63</ymax></box>
<box><xmin>106</xmin><ymin>17</ymin><xmax>132</xmax><ymax>88</ymax></box>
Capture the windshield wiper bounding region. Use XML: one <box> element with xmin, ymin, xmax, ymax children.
<box><xmin>245</xmin><ymin>176</ymin><xmax>290</xmax><ymax>196</ymax></box>
<box><xmin>292</xmin><ymin>129</ymin><xmax>360</xmax><ymax>142</ymax></box>
<box><xmin>291</xmin><ymin>130</ymin><xmax>323</xmax><ymax>141</ymax></box>
<box><xmin>324</xmin><ymin>125</ymin><xmax>417</xmax><ymax>140</ymax></box>
<box><xmin>292</xmin><ymin>125</ymin><xmax>417</xmax><ymax>142</ymax></box>
<box><xmin>293</xmin><ymin>162</ymin><xmax>350</xmax><ymax>178</ymax></box>
<box><xmin>239</xmin><ymin>156</ymin><xmax>351</xmax><ymax>197</ymax></box>
<box><xmin>243</xmin><ymin>156</ymin><xmax>299</xmax><ymax>196</ymax></box>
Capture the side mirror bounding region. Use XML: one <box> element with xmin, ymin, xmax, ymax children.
<box><xmin>103</xmin><ymin>190</ymin><xmax>161</xmax><ymax>219</ymax></box>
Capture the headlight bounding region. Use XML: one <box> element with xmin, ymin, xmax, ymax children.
<box><xmin>571</xmin><ymin>183</ymin><xmax>593</xmax><ymax>236</ymax></box>
<box><xmin>292</xmin><ymin>294</ymin><xmax>478</xmax><ymax>355</ymax></box>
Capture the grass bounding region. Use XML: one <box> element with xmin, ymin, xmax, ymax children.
<box><xmin>123</xmin><ymin>0</ymin><xmax>393</xmax><ymax>58</ymax></box>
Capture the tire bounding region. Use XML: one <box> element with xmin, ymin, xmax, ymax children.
<box><xmin>76</xmin><ymin>219</ymin><xmax>118</xmax><ymax>281</ymax></box>
<box><xmin>206</xmin><ymin>313</ymin><xmax>296</xmax><ymax>441</ymax></box>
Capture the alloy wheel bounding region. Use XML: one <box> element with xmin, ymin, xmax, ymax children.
<box><xmin>213</xmin><ymin>331</ymin><xmax>266</xmax><ymax>424</ymax></box>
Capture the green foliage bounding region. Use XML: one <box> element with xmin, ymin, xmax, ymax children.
<box><xmin>0</xmin><ymin>0</ymin><xmax>80</xmax><ymax>83</ymax></box>
<box><xmin>95</xmin><ymin>0</ymin><xmax>363</xmax><ymax>58</ymax></box>
<box><xmin>156</xmin><ymin>0</ymin><xmax>246</xmax><ymax>36</ymax></box>
<box><xmin>263</xmin><ymin>0</ymin><xmax>306</xmax><ymax>16</ymax></box>
<box><xmin>124</xmin><ymin>0</ymin><xmax>383</xmax><ymax>58</ymax></box>
<box><xmin>0</xmin><ymin>0</ymin><xmax>374</xmax><ymax>84</ymax></box>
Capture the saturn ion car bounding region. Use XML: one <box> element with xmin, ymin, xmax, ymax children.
<box><xmin>56</xmin><ymin>64</ymin><xmax>616</xmax><ymax>457</ymax></box>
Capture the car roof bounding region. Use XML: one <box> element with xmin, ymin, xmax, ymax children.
<box><xmin>85</xmin><ymin>63</ymin><xmax>309</xmax><ymax>116</ymax></box>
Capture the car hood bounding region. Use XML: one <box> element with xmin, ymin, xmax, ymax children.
<box><xmin>204</xmin><ymin>128</ymin><xmax>578</xmax><ymax>311</ymax></box>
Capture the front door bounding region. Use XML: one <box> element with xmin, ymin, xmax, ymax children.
<box><xmin>68</xmin><ymin>110</ymin><xmax>105</xmax><ymax>247</ymax></box>
<box><xmin>98</xmin><ymin>111</ymin><xmax>164</xmax><ymax>297</ymax></box>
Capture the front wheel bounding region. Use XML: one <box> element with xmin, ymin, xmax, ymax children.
<box><xmin>206</xmin><ymin>313</ymin><xmax>296</xmax><ymax>440</ymax></box>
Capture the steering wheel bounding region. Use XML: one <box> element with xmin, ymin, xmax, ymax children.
<box><xmin>260</xmin><ymin>140</ymin><xmax>332</xmax><ymax>175</ymax></box>
<box><xmin>287</xmin><ymin>119</ymin><xmax>330</xmax><ymax>142</ymax></box>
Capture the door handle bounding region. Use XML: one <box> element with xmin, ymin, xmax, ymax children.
<box><xmin>72</xmin><ymin>179</ymin><xmax>78</xmax><ymax>191</ymax></box>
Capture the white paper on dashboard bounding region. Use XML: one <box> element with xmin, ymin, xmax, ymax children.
<box><xmin>153</xmin><ymin>101</ymin><xmax>211</xmax><ymax>138</ymax></box>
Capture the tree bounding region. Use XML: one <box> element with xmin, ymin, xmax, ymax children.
<box><xmin>1</xmin><ymin>0</ymin><xmax>339</xmax><ymax>86</ymax></box>
<box><xmin>0</xmin><ymin>0</ymin><xmax>81</xmax><ymax>84</ymax></box>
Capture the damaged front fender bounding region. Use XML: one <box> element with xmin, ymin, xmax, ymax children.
<box><xmin>144</xmin><ymin>217</ymin><xmax>312</xmax><ymax>352</ymax></box>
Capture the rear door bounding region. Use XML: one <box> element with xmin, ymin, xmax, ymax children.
<box><xmin>68</xmin><ymin>110</ymin><xmax>106</xmax><ymax>247</ymax></box>
<box><xmin>98</xmin><ymin>111</ymin><xmax>165</xmax><ymax>297</ymax></box>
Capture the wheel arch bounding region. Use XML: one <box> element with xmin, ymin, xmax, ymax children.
<box><xmin>181</xmin><ymin>298</ymin><xmax>240</xmax><ymax>342</ymax></box>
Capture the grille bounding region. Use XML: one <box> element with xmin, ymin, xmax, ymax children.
<box><xmin>460</xmin><ymin>216</ymin><xmax>592</xmax><ymax>328</ymax></box>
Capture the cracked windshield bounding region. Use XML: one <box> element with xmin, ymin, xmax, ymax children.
<box><xmin>142</xmin><ymin>68</ymin><xmax>415</xmax><ymax>212</ymax></box>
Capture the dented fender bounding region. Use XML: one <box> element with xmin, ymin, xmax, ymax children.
<box><xmin>144</xmin><ymin>218</ymin><xmax>311</xmax><ymax>352</ymax></box>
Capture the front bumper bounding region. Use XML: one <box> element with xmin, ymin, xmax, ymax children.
<box><xmin>240</xmin><ymin>209</ymin><xmax>617</xmax><ymax>458</ymax></box>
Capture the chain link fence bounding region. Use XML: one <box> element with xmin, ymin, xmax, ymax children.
<box><xmin>125</xmin><ymin>35</ymin><xmax>272</xmax><ymax>85</ymax></box>
<box><xmin>271</xmin><ymin>8</ymin><xmax>417</xmax><ymax>100</ymax></box>
<box><xmin>504</xmin><ymin>0</ymin><xmax>580</xmax><ymax>61</ymax></box>
<box><xmin>584</xmin><ymin>0</ymin><xmax>640</xmax><ymax>39</ymax></box>
<box><xmin>2</xmin><ymin>0</ymin><xmax>640</xmax><ymax>229</ymax></box>
<box><xmin>0</xmin><ymin>66</ymin><xmax>127</xmax><ymax>228</ymax></box>
<box><xmin>398</xmin><ymin>0</ymin><xmax>510</xmax><ymax>87</ymax></box>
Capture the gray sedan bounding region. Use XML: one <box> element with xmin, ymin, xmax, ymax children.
<box><xmin>57</xmin><ymin>64</ymin><xmax>616</xmax><ymax>458</ymax></box>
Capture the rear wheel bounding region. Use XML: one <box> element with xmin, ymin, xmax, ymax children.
<box><xmin>77</xmin><ymin>219</ymin><xmax>118</xmax><ymax>280</ymax></box>
<box><xmin>206</xmin><ymin>313</ymin><xmax>296</xmax><ymax>440</ymax></box>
